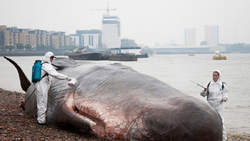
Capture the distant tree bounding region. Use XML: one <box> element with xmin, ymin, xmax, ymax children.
<box><xmin>25</xmin><ymin>44</ymin><xmax>32</xmax><ymax>50</ymax></box>
<box><xmin>5</xmin><ymin>45</ymin><xmax>14</xmax><ymax>51</ymax></box>
<box><xmin>36</xmin><ymin>45</ymin><xmax>47</xmax><ymax>50</ymax></box>
<box><xmin>49</xmin><ymin>46</ymin><xmax>56</xmax><ymax>50</ymax></box>
<box><xmin>16</xmin><ymin>44</ymin><xmax>24</xmax><ymax>49</ymax></box>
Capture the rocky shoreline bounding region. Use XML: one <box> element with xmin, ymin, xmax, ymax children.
<box><xmin>0</xmin><ymin>88</ymin><xmax>249</xmax><ymax>140</ymax></box>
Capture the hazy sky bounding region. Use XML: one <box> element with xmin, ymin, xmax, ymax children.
<box><xmin>0</xmin><ymin>0</ymin><xmax>250</xmax><ymax>46</ymax></box>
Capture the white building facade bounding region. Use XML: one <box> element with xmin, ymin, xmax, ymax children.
<box><xmin>76</xmin><ymin>30</ymin><xmax>102</xmax><ymax>49</ymax></box>
<box><xmin>70</xmin><ymin>34</ymin><xmax>80</xmax><ymax>48</ymax></box>
<box><xmin>204</xmin><ymin>25</ymin><xmax>219</xmax><ymax>46</ymax></box>
<box><xmin>184</xmin><ymin>28</ymin><xmax>196</xmax><ymax>47</ymax></box>
<box><xmin>102</xmin><ymin>16</ymin><xmax>121</xmax><ymax>49</ymax></box>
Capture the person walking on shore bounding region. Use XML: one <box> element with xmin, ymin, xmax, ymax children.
<box><xmin>200</xmin><ymin>70</ymin><xmax>228</xmax><ymax>141</ymax></box>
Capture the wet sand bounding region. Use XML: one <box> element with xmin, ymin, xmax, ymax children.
<box><xmin>0</xmin><ymin>88</ymin><xmax>249</xmax><ymax>140</ymax></box>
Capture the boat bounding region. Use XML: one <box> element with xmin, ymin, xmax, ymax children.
<box><xmin>109</xmin><ymin>54</ymin><xmax>137</xmax><ymax>61</ymax></box>
<box><xmin>212</xmin><ymin>51</ymin><xmax>227</xmax><ymax>60</ymax></box>
<box><xmin>68</xmin><ymin>52</ymin><xmax>109</xmax><ymax>60</ymax></box>
<box><xmin>188</xmin><ymin>53</ymin><xmax>195</xmax><ymax>56</ymax></box>
<box><xmin>213</xmin><ymin>55</ymin><xmax>227</xmax><ymax>60</ymax></box>
<box><xmin>136</xmin><ymin>53</ymin><xmax>149</xmax><ymax>58</ymax></box>
<box><xmin>68</xmin><ymin>49</ymin><xmax>137</xmax><ymax>61</ymax></box>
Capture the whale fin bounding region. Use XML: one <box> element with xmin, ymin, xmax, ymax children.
<box><xmin>4</xmin><ymin>56</ymin><xmax>31</xmax><ymax>92</ymax></box>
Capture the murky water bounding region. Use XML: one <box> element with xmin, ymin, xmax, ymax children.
<box><xmin>0</xmin><ymin>54</ymin><xmax>250</xmax><ymax>134</ymax></box>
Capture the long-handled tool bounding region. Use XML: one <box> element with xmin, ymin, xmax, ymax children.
<box><xmin>190</xmin><ymin>80</ymin><xmax>206</xmax><ymax>89</ymax></box>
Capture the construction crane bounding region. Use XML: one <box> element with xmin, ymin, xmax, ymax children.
<box><xmin>93</xmin><ymin>0</ymin><xmax>117</xmax><ymax>16</ymax></box>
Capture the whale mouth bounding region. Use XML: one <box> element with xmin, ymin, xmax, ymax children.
<box><xmin>65</xmin><ymin>93</ymin><xmax>128</xmax><ymax>139</ymax></box>
<box><xmin>65</xmin><ymin>94</ymin><xmax>97</xmax><ymax>127</ymax></box>
<box><xmin>65</xmin><ymin>93</ymin><xmax>107</xmax><ymax>137</ymax></box>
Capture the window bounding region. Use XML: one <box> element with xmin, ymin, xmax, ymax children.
<box><xmin>89</xmin><ymin>35</ymin><xmax>93</xmax><ymax>46</ymax></box>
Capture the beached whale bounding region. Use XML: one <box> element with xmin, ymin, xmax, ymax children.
<box><xmin>4</xmin><ymin>56</ymin><xmax>222</xmax><ymax>141</ymax></box>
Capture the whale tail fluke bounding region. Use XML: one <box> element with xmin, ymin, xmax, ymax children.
<box><xmin>4</xmin><ymin>56</ymin><xmax>31</xmax><ymax>92</ymax></box>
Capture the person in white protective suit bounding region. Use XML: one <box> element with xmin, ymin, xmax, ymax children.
<box><xmin>200</xmin><ymin>70</ymin><xmax>228</xmax><ymax>141</ymax></box>
<box><xmin>35</xmin><ymin>51</ymin><xmax>77</xmax><ymax>125</ymax></box>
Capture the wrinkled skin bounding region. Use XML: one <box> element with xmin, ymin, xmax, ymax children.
<box><xmin>4</xmin><ymin>57</ymin><xmax>223</xmax><ymax>141</ymax></box>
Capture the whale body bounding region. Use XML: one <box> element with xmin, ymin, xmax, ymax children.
<box><xmin>4</xmin><ymin>57</ymin><xmax>222</xmax><ymax>141</ymax></box>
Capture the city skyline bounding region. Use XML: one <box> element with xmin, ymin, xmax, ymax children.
<box><xmin>0</xmin><ymin>25</ymin><xmax>103</xmax><ymax>49</ymax></box>
<box><xmin>0</xmin><ymin>0</ymin><xmax>250</xmax><ymax>46</ymax></box>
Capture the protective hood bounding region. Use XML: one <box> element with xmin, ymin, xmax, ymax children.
<box><xmin>213</xmin><ymin>70</ymin><xmax>221</xmax><ymax>78</ymax></box>
<box><xmin>42</xmin><ymin>51</ymin><xmax>55</xmax><ymax>64</ymax></box>
<box><xmin>212</xmin><ymin>70</ymin><xmax>222</xmax><ymax>84</ymax></box>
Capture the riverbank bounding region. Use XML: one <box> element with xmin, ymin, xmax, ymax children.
<box><xmin>0</xmin><ymin>88</ymin><xmax>249</xmax><ymax>140</ymax></box>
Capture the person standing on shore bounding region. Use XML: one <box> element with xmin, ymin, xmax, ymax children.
<box><xmin>35</xmin><ymin>51</ymin><xmax>76</xmax><ymax>125</ymax></box>
<box><xmin>200</xmin><ymin>70</ymin><xmax>228</xmax><ymax>141</ymax></box>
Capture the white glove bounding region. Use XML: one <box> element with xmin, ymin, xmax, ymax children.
<box><xmin>68</xmin><ymin>78</ymin><xmax>77</xmax><ymax>87</ymax></box>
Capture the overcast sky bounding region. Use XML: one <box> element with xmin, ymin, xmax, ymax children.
<box><xmin>0</xmin><ymin>0</ymin><xmax>250</xmax><ymax>46</ymax></box>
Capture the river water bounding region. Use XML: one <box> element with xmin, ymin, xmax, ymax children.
<box><xmin>0</xmin><ymin>54</ymin><xmax>250</xmax><ymax>135</ymax></box>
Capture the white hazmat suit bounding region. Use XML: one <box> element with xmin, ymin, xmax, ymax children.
<box><xmin>35</xmin><ymin>52</ymin><xmax>76</xmax><ymax>124</ymax></box>
<box><xmin>201</xmin><ymin>70</ymin><xmax>228</xmax><ymax>141</ymax></box>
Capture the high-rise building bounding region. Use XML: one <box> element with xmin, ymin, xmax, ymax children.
<box><xmin>0</xmin><ymin>25</ymin><xmax>7</xmax><ymax>47</ymax></box>
<box><xmin>6</xmin><ymin>27</ymin><xmax>19</xmax><ymax>46</ymax></box>
<box><xmin>32</xmin><ymin>30</ymin><xmax>50</xmax><ymax>48</ymax></box>
<box><xmin>28</xmin><ymin>32</ymin><xmax>37</xmax><ymax>48</ymax></box>
<box><xmin>50</xmin><ymin>32</ymin><xmax>66</xmax><ymax>48</ymax></box>
<box><xmin>65</xmin><ymin>36</ymin><xmax>73</xmax><ymax>47</ymax></box>
<box><xmin>204</xmin><ymin>25</ymin><xmax>219</xmax><ymax>46</ymax></box>
<box><xmin>184</xmin><ymin>28</ymin><xmax>196</xmax><ymax>47</ymax></box>
<box><xmin>18</xmin><ymin>31</ymin><xmax>28</xmax><ymax>46</ymax></box>
<box><xmin>76</xmin><ymin>30</ymin><xmax>102</xmax><ymax>49</ymax></box>
<box><xmin>102</xmin><ymin>15</ymin><xmax>121</xmax><ymax>48</ymax></box>
<box><xmin>58</xmin><ymin>32</ymin><xmax>65</xmax><ymax>47</ymax></box>
<box><xmin>0</xmin><ymin>25</ymin><xmax>75</xmax><ymax>49</ymax></box>
<box><xmin>70</xmin><ymin>34</ymin><xmax>80</xmax><ymax>48</ymax></box>
<box><xmin>50</xmin><ymin>33</ymin><xmax>60</xmax><ymax>48</ymax></box>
